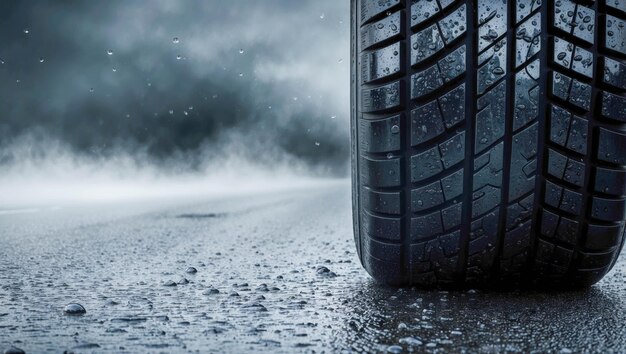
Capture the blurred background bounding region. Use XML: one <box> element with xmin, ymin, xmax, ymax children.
<box><xmin>0</xmin><ymin>0</ymin><xmax>350</xmax><ymax>207</ymax></box>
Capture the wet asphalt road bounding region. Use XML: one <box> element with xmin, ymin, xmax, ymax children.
<box><xmin>1</xmin><ymin>181</ymin><xmax>625</xmax><ymax>353</ymax></box>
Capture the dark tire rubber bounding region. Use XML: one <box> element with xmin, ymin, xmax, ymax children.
<box><xmin>351</xmin><ymin>0</ymin><xmax>626</xmax><ymax>286</ymax></box>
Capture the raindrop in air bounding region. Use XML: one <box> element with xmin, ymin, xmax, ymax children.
<box><xmin>315</xmin><ymin>142</ymin><xmax>321</xmax><ymax>146</ymax></box>
<box><xmin>89</xmin><ymin>88</ymin><xmax>94</xmax><ymax>93</ymax></box>
<box><xmin>239</xmin><ymin>48</ymin><xmax>244</xmax><ymax>54</ymax></box>
<box><xmin>39</xmin><ymin>57</ymin><xmax>44</xmax><ymax>63</ymax></box>
<box><xmin>112</xmin><ymin>67</ymin><xmax>117</xmax><ymax>72</ymax></box>
<box><xmin>173</xmin><ymin>37</ymin><xmax>179</xmax><ymax>44</ymax></box>
<box><xmin>23</xmin><ymin>29</ymin><xmax>29</xmax><ymax>34</ymax></box>
<box><xmin>320</xmin><ymin>13</ymin><xmax>325</xmax><ymax>19</ymax></box>
<box><xmin>176</xmin><ymin>54</ymin><xmax>182</xmax><ymax>60</ymax></box>
<box><xmin>107</xmin><ymin>49</ymin><xmax>113</xmax><ymax>56</ymax></box>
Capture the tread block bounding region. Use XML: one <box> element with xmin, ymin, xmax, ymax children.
<box><xmin>515</xmin><ymin>12</ymin><xmax>542</xmax><ymax>68</ymax></box>
<box><xmin>362</xmin><ymin>187</ymin><xmax>401</xmax><ymax>214</ymax></box>
<box><xmin>438</xmin><ymin>45</ymin><xmax>467</xmax><ymax>82</ymax></box>
<box><xmin>439</xmin><ymin>83</ymin><xmax>466</xmax><ymax>129</ymax></box>
<box><xmin>597</xmin><ymin>127</ymin><xmax>626</xmax><ymax>165</ymax></box>
<box><xmin>361</xmin><ymin>11</ymin><xmax>403</xmax><ymax>50</ymax></box>
<box><xmin>601</xmin><ymin>91</ymin><xmax>626</xmax><ymax>122</ymax></box>
<box><xmin>362</xmin><ymin>81</ymin><xmax>402</xmax><ymax>112</ymax></box>
<box><xmin>544</xmin><ymin>180</ymin><xmax>583</xmax><ymax>215</ymax></box>
<box><xmin>411</xmin><ymin>100</ymin><xmax>445</xmax><ymax>145</ymax></box>
<box><xmin>553</xmin><ymin>0</ymin><xmax>577</xmax><ymax>35</ymax></box>
<box><xmin>536</xmin><ymin>239</ymin><xmax>573</xmax><ymax>268</ymax></box>
<box><xmin>359</xmin><ymin>115</ymin><xmax>402</xmax><ymax>153</ymax></box>
<box><xmin>410</xmin><ymin>230</ymin><xmax>461</xmax><ymax>280</ymax></box>
<box><xmin>607</xmin><ymin>0</ymin><xmax>626</xmax><ymax>14</ymax></box>
<box><xmin>591</xmin><ymin>196</ymin><xmax>626</xmax><ymax>222</ymax></box>
<box><xmin>411</xmin><ymin>146</ymin><xmax>444</xmax><ymax>182</ymax></box>
<box><xmin>605</xmin><ymin>14</ymin><xmax>626</xmax><ymax>55</ymax></box>
<box><xmin>411</xmin><ymin>24</ymin><xmax>445</xmax><ymax>66</ymax></box>
<box><xmin>554</xmin><ymin>216</ymin><xmax>579</xmax><ymax>246</ymax></box>
<box><xmin>514</xmin><ymin>59</ymin><xmax>540</xmax><ymax>130</ymax></box>
<box><xmin>362</xmin><ymin>210</ymin><xmax>401</xmax><ymax>241</ymax></box>
<box><xmin>509</xmin><ymin>123</ymin><xmax>538</xmax><ymax>200</ymax></box>
<box><xmin>602</xmin><ymin>57</ymin><xmax>626</xmax><ymax>90</ymax></box>
<box><xmin>500</xmin><ymin>221</ymin><xmax>532</xmax><ymax>276</ymax></box>
<box><xmin>360</xmin><ymin>155</ymin><xmax>401</xmax><ymax>187</ymax></box>
<box><xmin>547</xmin><ymin>148</ymin><xmax>585</xmax><ymax>187</ymax></box>
<box><xmin>410</xmin><ymin>5</ymin><xmax>466</xmax><ymax>66</ymax></box>
<box><xmin>411</xmin><ymin>131</ymin><xmax>466</xmax><ymax>182</ymax></box>
<box><xmin>549</xmin><ymin>105</ymin><xmax>588</xmax><ymax>154</ymax></box>
<box><xmin>594</xmin><ymin>167</ymin><xmax>626</xmax><ymax>196</ymax></box>
<box><xmin>441</xmin><ymin>202</ymin><xmax>463</xmax><ymax>230</ymax></box>
<box><xmin>363</xmin><ymin>235</ymin><xmax>402</xmax><ymax>263</ymax></box>
<box><xmin>579</xmin><ymin>250</ymin><xmax>615</xmax><ymax>269</ymax></box>
<box><xmin>439</xmin><ymin>131</ymin><xmax>466</xmax><ymax>167</ymax></box>
<box><xmin>476</xmin><ymin>81</ymin><xmax>506</xmax><ymax>153</ymax></box>
<box><xmin>552</xmin><ymin>72</ymin><xmax>592</xmax><ymax>111</ymax></box>
<box><xmin>438</xmin><ymin>0</ymin><xmax>457</xmax><ymax>11</ymax></box>
<box><xmin>586</xmin><ymin>223</ymin><xmax>625</xmax><ymax>250</ymax></box>
<box><xmin>540</xmin><ymin>209</ymin><xmax>561</xmax><ymax>238</ymax></box>
<box><xmin>410</xmin><ymin>170</ymin><xmax>463</xmax><ymax>212</ymax></box>
<box><xmin>477</xmin><ymin>0</ymin><xmax>507</xmax><ymax>52</ymax></box>
<box><xmin>553</xmin><ymin>37</ymin><xmax>594</xmax><ymax>78</ymax></box>
<box><xmin>501</xmin><ymin>219</ymin><xmax>532</xmax><ymax>259</ymax></box>
<box><xmin>553</xmin><ymin>0</ymin><xmax>595</xmax><ymax>44</ymax></box>
<box><xmin>547</xmin><ymin>148</ymin><xmax>567</xmax><ymax>180</ymax></box>
<box><xmin>412</xmin><ymin>180</ymin><xmax>444</xmax><ymax>212</ymax></box>
<box><xmin>410</xmin><ymin>45</ymin><xmax>466</xmax><ymax>99</ymax></box>
<box><xmin>361</xmin><ymin>0</ymin><xmax>403</xmax><ymax>25</ymax></box>
<box><xmin>410</xmin><ymin>0</ymin><xmax>440</xmax><ymax>28</ymax></box>
<box><xmin>411</xmin><ymin>209</ymin><xmax>444</xmax><ymax>241</ymax></box>
<box><xmin>438</xmin><ymin>4</ymin><xmax>467</xmax><ymax>44</ymax></box>
<box><xmin>466</xmin><ymin>210</ymin><xmax>499</xmax><ymax>281</ymax></box>
<box><xmin>516</xmin><ymin>0</ymin><xmax>541</xmax><ymax>23</ymax></box>
<box><xmin>472</xmin><ymin>142</ymin><xmax>504</xmax><ymax>218</ymax></box>
<box><xmin>362</xmin><ymin>42</ymin><xmax>403</xmax><ymax>83</ymax></box>
<box><xmin>506</xmin><ymin>193</ymin><xmax>534</xmax><ymax>231</ymax></box>
<box><xmin>478</xmin><ymin>38</ymin><xmax>507</xmax><ymax>95</ymax></box>
<box><xmin>441</xmin><ymin>169</ymin><xmax>464</xmax><ymax>200</ymax></box>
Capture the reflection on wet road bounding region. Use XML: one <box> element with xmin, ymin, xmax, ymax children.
<box><xmin>1</xmin><ymin>181</ymin><xmax>624</xmax><ymax>353</ymax></box>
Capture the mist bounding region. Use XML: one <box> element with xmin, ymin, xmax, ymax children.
<box><xmin>0</xmin><ymin>1</ymin><xmax>351</xmax><ymax>207</ymax></box>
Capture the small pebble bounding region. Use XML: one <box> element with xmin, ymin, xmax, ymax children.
<box><xmin>316</xmin><ymin>266</ymin><xmax>337</xmax><ymax>277</ymax></box>
<box><xmin>164</xmin><ymin>280</ymin><xmax>177</xmax><ymax>287</ymax></box>
<box><xmin>202</xmin><ymin>287</ymin><xmax>220</xmax><ymax>295</ymax></box>
<box><xmin>4</xmin><ymin>346</ymin><xmax>25</xmax><ymax>354</ymax></box>
<box><xmin>186</xmin><ymin>267</ymin><xmax>197</xmax><ymax>274</ymax></box>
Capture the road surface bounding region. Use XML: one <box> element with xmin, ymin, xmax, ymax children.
<box><xmin>1</xmin><ymin>181</ymin><xmax>625</xmax><ymax>353</ymax></box>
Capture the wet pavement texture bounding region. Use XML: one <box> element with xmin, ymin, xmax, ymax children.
<box><xmin>1</xmin><ymin>181</ymin><xmax>625</xmax><ymax>353</ymax></box>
